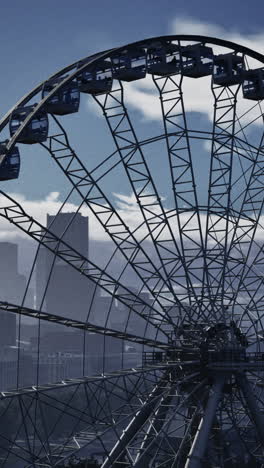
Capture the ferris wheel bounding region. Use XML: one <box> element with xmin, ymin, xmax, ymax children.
<box><xmin>0</xmin><ymin>34</ymin><xmax>264</xmax><ymax>467</ymax></box>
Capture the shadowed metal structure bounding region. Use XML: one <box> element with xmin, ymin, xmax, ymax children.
<box><xmin>0</xmin><ymin>35</ymin><xmax>264</xmax><ymax>467</ymax></box>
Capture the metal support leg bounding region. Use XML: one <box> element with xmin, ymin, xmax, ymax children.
<box><xmin>236</xmin><ymin>372</ymin><xmax>264</xmax><ymax>446</ymax></box>
<box><xmin>133</xmin><ymin>391</ymin><xmax>174</xmax><ymax>467</ymax></box>
<box><xmin>132</xmin><ymin>379</ymin><xmax>207</xmax><ymax>468</ymax></box>
<box><xmin>185</xmin><ymin>375</ymin><xmax>225</xmax><ymax>468</ymax></box>
<box><xmin>101</xmin><ymin>374</ymin><xmax>169</xmax><ymax>468</ymax></box>
<box><xmin>172</xmin><ymin>405</ymin><xmax>201</xmax><ymax>468</ymax></box>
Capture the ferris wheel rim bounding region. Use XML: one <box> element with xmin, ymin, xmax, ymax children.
<box><xmin>1</xmin><ymin>35</ymin><xmax>263</xmax><ymax>337</ymax></box>
<box><xmin>1</xmin><ymin>33</ymin><xmax>264</xmax><ymax>157</ymax></box>
<box><xmin>1</xmin><ymin>33</ymin><xmax>263</xmax><ymax>343</ymax></box>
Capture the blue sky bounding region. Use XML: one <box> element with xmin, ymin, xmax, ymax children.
<box><xmin>1</xmin><ymin>0</ymin><xmax>263</xmax><ymax>112</ymax></box>
<box><xmin>1</xmin><ymin>0</ymin><xmax>264</xmax><ymax>245</ymax></box>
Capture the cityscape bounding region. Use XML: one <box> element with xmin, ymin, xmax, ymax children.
<box><xmin>0</xmin><ymin>3</ymin><xmax>263</xmax><ymax>465</ymax></box>
<box><xmin>0</xmin><ymin>211</ymin><xmax>148</xmax><ymax>392</ymax></box>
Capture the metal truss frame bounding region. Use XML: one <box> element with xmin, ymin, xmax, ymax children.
<box><xmin>0</xmin><ymin>35</ymin><xmax>264</xmax><ymax>468</ymax></box>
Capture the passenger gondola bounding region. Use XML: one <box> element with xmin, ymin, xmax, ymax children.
<box><xmin>10</xmin><ymin>105</ymin><xmax>49</xmax><ymax>144</ymax></box>
<box><xmin>213</xmin><ymin>53</ymin><xmax>244</xmax><ymax>86</ymax></box>
<box><xmin>242</xmin><ymin>68</ymin><xmax>264</xmax><ymax>101</ymax></box>
<box><xmin>112</xmin><ymin>48</ymin><xmax>146</xmax><ymax>81</ymax></box>
<box><xmin>42</xmin><ymin>77</ymin><xmax>80</xmax><ymax>115</ymax></box>
<box><xmin>181</xmin><ymin>44</ymin><xmax>213</xmax><ymax>78</ymax></box>
<box><xmin>0</xmin><ymin>142</ymin><xmax>20</xmax><ymax>181</ymax></box>
<box><xmin>147</xmin><ymin>43</ymin><xmax>180</xmax><ymax>76</ymax></box>
<box><xmin>77</xmin><ymin>59</ymin><xmax>112</xmax><ymax>95</ymax></box>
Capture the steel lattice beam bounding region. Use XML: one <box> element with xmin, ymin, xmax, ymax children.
<box><xmin>0</xmin><ymin>191</ymin><xmax>169</xmax><ymax>336</ymax></box>
<box><xmin>202</xmin><ymin>81</ymin><xmax>241</xmax><ymax>321</ymax></box>
<box><xmin>0</xmin><ymin>300</ymin><xmax>169</xmax><ymax>350</ymax></box>
<box><xmin>41</xmin><ymin>118</ymin><xmax>185</xmax><ymax>324</ymax></box>
<box><xmin>236</xmin><ymin>372</ymin><xmax>264</xmax><ymax>448</ymax></box>
<box><xmin>101</xmin><ymin>372</ymin><xmax>170</xmax><ymax>468</ymax></box>
<box><xmin>93</xmin><ymin>81</ymin><xmax>196</xmax><ymax>307</ymax></box>
<box><xmin>0</xmin><ymin>364</ymin><xmax>177</xmax><ymax>400</ymax></box>
<box><xmin>153</xmin><ymin>73</ymin><xmax>205</xmax><ymax>308</ymax></box>
<box><xmin>185</xmin><ymin>375</ymin><xmax>226</xmax><ymax>468</ymax></box>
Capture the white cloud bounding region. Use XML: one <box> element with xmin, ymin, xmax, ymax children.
<box><xmin>2</xmin><ymin>191</ymin><xmax>264</xmax><ymax>305</ymax></box>
<box><xmin>0</xmin><ymin>191</ymin><xmax>105</xmax><ymax>242</ymax></box>
<box><xmin>203</xmin><ymin>140</ymin><xmax>211</xmax><ymax>152</ymax></box>
<box><xmin>121</xmin><ymin>76</ymin><xmax>162</xmax><ymax>121</ymax></box>
<box><xmin>1</xmin><ymin>191</ymin><xmax>264</xmax><ymax>249</ymax></box>
<box><xmin>170</xmin><ymin>16</ymin><xmax>264</xmax><ymax>58</ymax></box>
<box><xmin>171</xmin><ymin>17</ymin><xmax>226</xmax><ymax>40</ymax></box>
<box><xmin>0</xmin><ymin>191</ymin><xmax>149</xmax><ymax>243</ymax></box>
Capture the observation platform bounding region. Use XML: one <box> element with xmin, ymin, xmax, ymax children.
<box><xmin>143</xmin><ymin>350</ymin><xmax>264</xmax><ymax>372</ymax></box>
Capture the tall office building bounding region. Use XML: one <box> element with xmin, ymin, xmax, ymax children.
<box><xmin>47</xmin><ymin>212</ymin><xmax>89</xmax><ymax>257</ymax></box>
<box><xmin>34</xmin><ymin>212</ymin><xmax>145</xmax><ymax>378</ymax></box>
<box><xmin>36</xmin><ymin>212</ymin><xmax>96</xmax><ymax>322</ymax></box>
<box><xmin>0</xmin><ymin>242</ymin><xmax>29</xmax><ymax>347</ymax></box>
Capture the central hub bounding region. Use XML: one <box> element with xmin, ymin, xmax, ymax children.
<box><xmin>196</xmin><ymin>322</ymin><xmax>264</xmax><ymax>372</ymax></box>
<box><xmin>200</xmin><ymin>321</ymin><xmax>248</xmax><ymax>364</ymax></box>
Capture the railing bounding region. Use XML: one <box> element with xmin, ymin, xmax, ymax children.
<box><xmin>142</xmin><ymin>350</ymin><xmax>199</xmax><ymax>365</ymax></box>
<box><xmin>143</xmin><ymin>350</ymin><xmax>264</xmax><ymax>366</ymax></box>
<box><xmin>205</xmin><ymin>350</ymin><xmax>264</xmax><ymax>364</ymax></box>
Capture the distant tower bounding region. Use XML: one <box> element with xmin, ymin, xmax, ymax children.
<box><xmin>36</xmin><ymin>212</ymin><xmax>96</xmax><ymax>321</ymax></box>
<box><xmin>0</xmin><ymin>242</ymin><xmax>27</xmax><ymax>346</ymax></box>
<box><xmin>47</xmin><ymin>212</ymin><xmax>88</xmax><ymax>258</ymax></box>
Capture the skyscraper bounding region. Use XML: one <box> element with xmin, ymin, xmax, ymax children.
<box><xmin>0</xmin><ymin>242</ymin><xmax>27</xmax><ymax>346</ymax></box>
<box><xmin>47</xmin><ymin>212</ymin><xmax>88</xmax><ymax>258</ymax></box>
<box><xmin>36</xmin><ymin>212</ymin><xmax>96</xmax><ymax>322</ymax></box>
